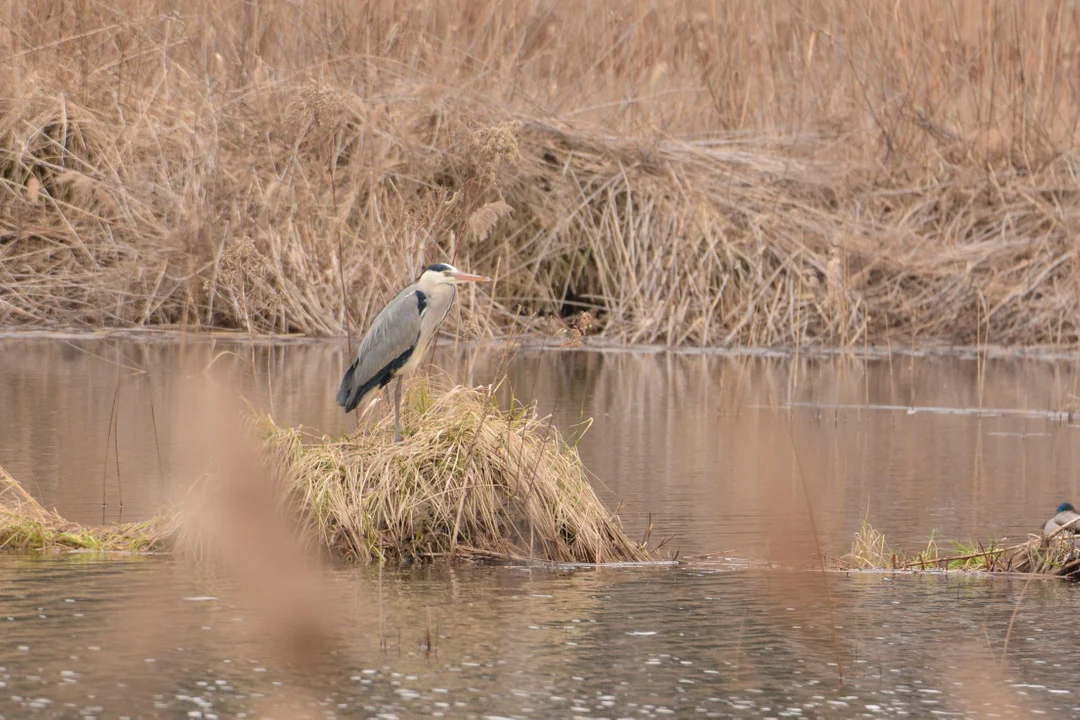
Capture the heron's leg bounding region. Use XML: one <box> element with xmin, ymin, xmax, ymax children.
<box><xmin>394</xmin><ymin>376</ymin><xmax>403</xmax><ymax>443</ymax></box>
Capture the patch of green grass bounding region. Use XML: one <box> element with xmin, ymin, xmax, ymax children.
<box><xmin>0</xmin><ymin>511</ymin><xmax>174</xmax><ymax>554</ymax></box>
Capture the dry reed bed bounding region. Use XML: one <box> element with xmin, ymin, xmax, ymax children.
<box><xmin>3</xmin><ymin>1</ymin><xmax>1080</xmax><ymax>346</ymax></box>
<box><xmin>0</xmin><ymin>382</ymin><xmax>651</xmax><ymax>565</ymax></box>
<box><xmin>837</xmin><ymin>522</ymin><xmax>1080</xmax><ymax>580</ymax></box>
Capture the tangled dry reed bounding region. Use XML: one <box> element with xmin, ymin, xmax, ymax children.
<box><xmin>3</xmin><ymin>1</ymin><xmax>1080</xmax><ymax>346</ymax></box>
<box><xmin>258</xmin><ymin>381</ymin><xmax>652</xmax><ymax>564</ymax></box>
<box><xmin>994</xmin><ymin>536</ymin><xmax>1080</xmax><ymax>578</ymax></box>
<box><xmin>0</xmin><ymin>381</ymin><xmax>651</xmax><ymax>565</ymax></box>
<box><xmin>837</xmin><ymin>522</ymin><xmax>1080</xmax><ymax>579</ymax></box>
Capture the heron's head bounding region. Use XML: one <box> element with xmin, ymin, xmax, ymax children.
<box><xmin>421</xmin><ymin>263</ymin><xmax>491</xmax><ymax>286</ymax></box>
<box><xmin>1058</xmin><ymin>502</ymin><xmax>1077</xmax><ymax>514</ymax></box>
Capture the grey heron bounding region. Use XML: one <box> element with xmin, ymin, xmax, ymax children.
<box><xmin>336</xmin><ymin>263</ymin><xmax>490</xmax><ymax>442</ymax></box>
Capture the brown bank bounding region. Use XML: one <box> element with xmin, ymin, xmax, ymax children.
<box><xmin>4</xmin><ymin>1</ymin><xmax>1080</xmax><ymax>347</ymax></box>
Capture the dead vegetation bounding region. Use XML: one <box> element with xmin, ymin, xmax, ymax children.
<box><xmin>837</xmin><ymin>521</ymin><xmax>1080</xmax><ymax>579</ymax></box>
<box><xmin>3</xmin><ymin>1</ymin><xmax>1080</xmax><ymax>346</ymax></box>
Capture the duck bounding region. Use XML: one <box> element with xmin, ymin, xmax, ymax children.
<box><xmin>1043</xmin><ymin>502</ymin><xmax>1080</xmax><ymax>537</ymax></box>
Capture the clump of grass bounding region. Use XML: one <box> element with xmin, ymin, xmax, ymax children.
<box><xmin>836</xmin><ymin>522</ymin><xmax>1079</xmax><ymax>578</ymax></box>
<box><xmin>256</xmin><ymin>379</ymin><xmax>653</xmax><ymax>565</ymax></box>
<box><xmin>0</xmin><ymin>465</ymin><xmax>176</xmax><ymax>553</ymax></box>
<box><xmin>841</xmin><ymin>520</ymin><xmax>898</xmax><ymax>569</ymax></box>
<box><xmin>938</xmin><ymin>540</ymin><xmax>1006</xmax><ymax>571</ymax></box>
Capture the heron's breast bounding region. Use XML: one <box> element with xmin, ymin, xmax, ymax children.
<box><xmin>399</xmin><ymin>337</ymin><xmax>429</xmax><ymax>375</ymax></box>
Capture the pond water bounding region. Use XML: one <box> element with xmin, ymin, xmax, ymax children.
<box><xmin>2</xmin><ymin>335</ymin><xmax>1080</xmax><ymax>718</ymax></box>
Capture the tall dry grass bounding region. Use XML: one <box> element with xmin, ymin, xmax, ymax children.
<box><xmin>3</xmin><ymin>1</ymin><xmax>1080</xmax><ymax>346</ymax></box>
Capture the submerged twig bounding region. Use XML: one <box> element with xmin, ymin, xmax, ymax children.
<box><xmin>113</xmin><ymin>383</ymin><xmax>123</xmax><ymax>513</ymax></box>
<box><xmin>100</xmin><ymin>385</ymin><xmax>119</xmax><ymax>520</ymax></box>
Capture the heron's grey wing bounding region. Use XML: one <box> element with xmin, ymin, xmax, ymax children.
<box><xmin>337</xmin><ymin>286</ymin><xmax>423</xmax><ymax>412</ymax></box>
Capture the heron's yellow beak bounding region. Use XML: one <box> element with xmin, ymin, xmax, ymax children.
<box><xmin>449</xmin><ymin>271</ymin><xmax>491</xmax><ymax>283</ymax></box>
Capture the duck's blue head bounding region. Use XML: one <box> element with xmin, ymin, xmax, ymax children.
<box><xmin>1057</xmin><ymin>502</ymin><xmax>1077</xmax><ymax>513</ymax></box>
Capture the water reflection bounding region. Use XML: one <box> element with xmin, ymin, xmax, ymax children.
<box><xmin>1</xmin><ymin>336</ymin><xmax>1078</xmax><ymax>557</ymax></box>
<box><xmin>4</xmin><ymin>334</ymin><xmax>1080</xmax><ymax>718</ymax></box>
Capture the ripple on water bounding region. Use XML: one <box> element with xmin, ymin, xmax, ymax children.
<box><xmin>4</xmin><ymin>344</ymin><xmax>1080</xmax><ymax>716</ymax></box>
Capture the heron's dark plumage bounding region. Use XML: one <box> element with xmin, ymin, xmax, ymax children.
<box><xmin>335</xmin><ymin>362</ymin><xmax>355</xmax><ymax>407</ymax></box>
<box><xmin>337</xmin><ymin>345</ymin><xmax>415</xmax><ymax>412</ymax></box>
<box><xmin>425</xmin><ymin>263</ymin><xmax>452</xmax><ymax>273</ymax></box>
<box><xmin>415</xmin><ymin>289</ymin><xmax>427</xmax><ymax>315</ymax></box>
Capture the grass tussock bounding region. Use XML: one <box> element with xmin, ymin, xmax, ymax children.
<box><xmin>257</xmin><ymin>381</ymin><xmax>652</xmax><ymax>565</ymax></box>
<box><xmin>4</xmin><ymin>1</ymin><xmax>1080</xmax><ymax>346</ymax></box>
<box><xmin>0</xmin><ymin>464</ymin><xmax>175</xmax><ymax>553</ymax></box>
<box><xmin>837</xmin><ymin>521</ymin><xmax>1080</xmax><ymax>578</ymax></box>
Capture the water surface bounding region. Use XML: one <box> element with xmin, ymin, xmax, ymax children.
<box><xmin>3</xmin><ymin>336</ymin><xmax>1080</xmax><ymax>717</ymax></box>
